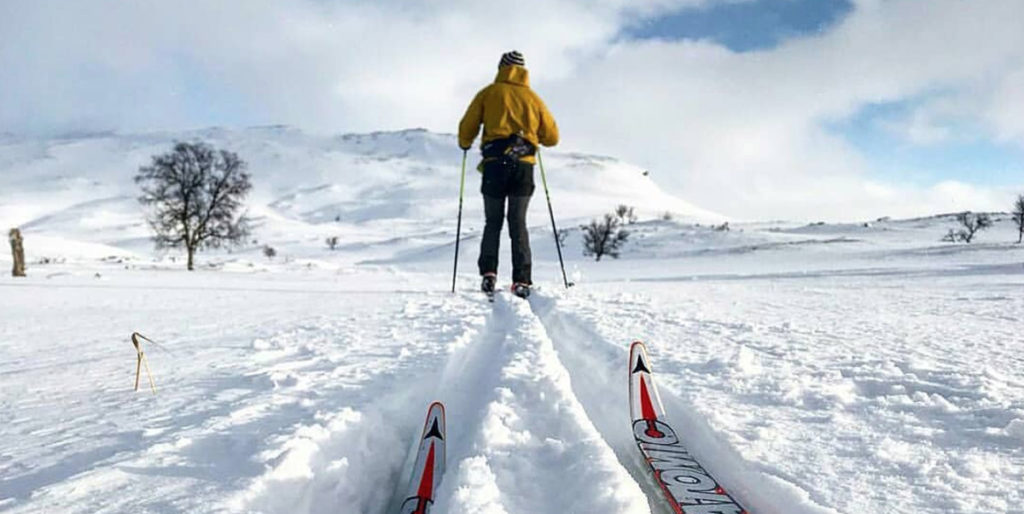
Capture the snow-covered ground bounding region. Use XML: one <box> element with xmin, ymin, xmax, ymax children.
<box><xmin>1</xmin><ymin>128</ymin><xmax>1023</xmax><ymax>513</ymax></box>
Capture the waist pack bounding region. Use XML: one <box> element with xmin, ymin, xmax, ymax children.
<box><xmin>481</xmin><ymin>134</ymin><xmax>536</xmax><ymax>161</ymax></box>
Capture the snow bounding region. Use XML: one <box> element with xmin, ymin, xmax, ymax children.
<box><xmin>1</xmin><ymin>127</ymin><xmax>1023</xmax><ymax>513</ymax></box>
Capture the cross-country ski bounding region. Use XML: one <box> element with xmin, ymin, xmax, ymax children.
<box><xmin>398</xmin><ymin>402</ymin><xmax>446</xmax><ymax>514</ymax></box>
<box><xmin>630</xmin><ymin>341</ymin><xmax>748</xmax><ymax>514</ymax></box>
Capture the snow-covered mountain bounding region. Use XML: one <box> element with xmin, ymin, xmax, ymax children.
<box><xmin>0</xmin><ymin>126</ymin><xmax>720</xmax><ymax>264</ymax></box>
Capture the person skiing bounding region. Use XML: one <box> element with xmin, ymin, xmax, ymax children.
<box><xmin>458</xmin><ymin>50</ymin><xmax>559</xmax><ymax>299</ymax></box>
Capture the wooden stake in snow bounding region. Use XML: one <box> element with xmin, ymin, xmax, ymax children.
<box><xmin>9</xmin><ymin>228</ymin><xmax>25</xmax><ymax>277</ymax></box>
<box><xmin>131</xmin><ymin>332</ymin><xmax>157</xmax><ymax>393</ymax></box>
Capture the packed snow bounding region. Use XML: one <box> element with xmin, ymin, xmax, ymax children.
<box><xmin>1</xmin><ymin>128</ymin><xmax>1022</xmax><ymax>514</ymax></box>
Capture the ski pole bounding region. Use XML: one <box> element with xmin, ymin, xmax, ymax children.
<box><xmin>452</xmin><ymin>150</ymin><xmax>468</xmax><ymax>293</ymax></box>
<box><xmin>538</xmin><ymin>151</ymin><xmax>571</xmax><ymax>288</ymax></box>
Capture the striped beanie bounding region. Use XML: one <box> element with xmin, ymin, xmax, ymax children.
<box><xmin>499</xmin><ymin>50</ymin><xmax>525</xmax><ymax>68</ymax></box>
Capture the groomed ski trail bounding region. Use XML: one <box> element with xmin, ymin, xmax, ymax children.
<box><xmin>229</xmin><ymin>293</ymin><xmax>491</xmax><ymax>514</ymax></box>
<box><xmin>387</xmin><ymin>291</ymin><xmax>515</xmax><ymax>513</ymax></box>
<box><xmin>432</xmin><ymin>294</ymin><xmax>650</xmax><ymax>514</ymax></box>
<box><xmin>230</xmin><ymin>289</ymin><xmax>651</xmax><ymax>514</ymax></box>
<box><xmin>529</xmin><ymin>290</ymin><xmax>840</xmax><ymax>514</ymax></box>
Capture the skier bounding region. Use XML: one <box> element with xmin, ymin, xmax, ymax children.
<box><xmin>458</xmin><ymin>50</ymin><xmax>559</xmax><ymax>299</ymax></box>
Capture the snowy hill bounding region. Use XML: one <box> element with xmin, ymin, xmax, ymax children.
<box><xmin>0</xmin><ymin>126</ymin><xmax>720</xmax><ymax>266</ymax></box>
<box><xmin>1</xmin><ymin>128</ymin><xmax>1023</xmax><ymax>514</ymax></box>
<box><xmin>3</xmin><ymin>126</ymin><xmax>1021</xmax><ymax>282</ymax></box>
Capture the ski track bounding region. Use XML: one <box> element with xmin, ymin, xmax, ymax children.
<box><xmin>229</xmin><ymin>293</ymin><xmax>492</xmax><ymax>514</ymax></box>
<box><xmin>526</xmin><ymin>293</ymin><xmax>674</xmax><ymax>514</ymax></box>
<box><xmin>383</xmin><ymin>291</ymin><xmax>511</xmax><ymax>513</ymax></box>
<box><xmin>433</xmin><ymin>294</ymin><xmax>649</xmax><ymax>514</ymax></box>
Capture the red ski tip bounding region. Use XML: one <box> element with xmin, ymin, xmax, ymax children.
<box><xmin>639</xmin><ymin>375</ymin><xmax>658</xmax><ymax>422</ymax></box>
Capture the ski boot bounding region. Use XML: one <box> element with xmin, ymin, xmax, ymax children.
<box><xmin>511</xmin><ymin>282</ymin><xmax>531</xmax><ymax>299</ymax></box>
<box><xmin>481</xmin><ymin>273</ymin><xmax>497</xmax><ymax>301</ymax></box>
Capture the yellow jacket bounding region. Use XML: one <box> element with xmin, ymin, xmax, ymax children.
<box><xmin>458</xmin><ymin>65</ymin><xmax>559</xmax><ymax>164</ymax></box>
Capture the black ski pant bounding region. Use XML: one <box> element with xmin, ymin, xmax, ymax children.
<box><xmin>478</xmin><ymin>157</ymin><xmax>534</xmax><ymax>285</ymax></box>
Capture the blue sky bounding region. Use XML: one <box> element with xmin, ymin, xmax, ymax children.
<box><xmin>626</xmin><ymin>0</ymin><xmax>853</xmax><ymax>52</ymax></box>
<box><xmin>833</xmin><ymin>101</ymin><xmax>1024</xmax><ymax>186</ymax></box>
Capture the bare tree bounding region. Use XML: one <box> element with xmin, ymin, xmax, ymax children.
<box><xmin>326</xmin><ymin>236</ymin><xmax>340</xmax><ymax>250</ymax></box>
<box><xmin>136</xmin><ymin>142</ymin><xmax>252</xmax><ymax>270</ymax></box>
<box><xmin>947</xmin><ymin>211</ymin><xmax>993</xmax><ymax>243</ymax></box>
<box><xmin>263</xmin><ymin>245</ymin><xmax>277</xmax><ymax>260</ymax></box>
<box><xmin>581</xmin><ymin>213</ymin><xmax>629</xmax><ymax>261</ymax></box>
<box><xmin>615</xmin><ymin>204</ymin><xmax>637</xmax><ymax>225</ymax></box>
<box><xmin>1012</xmin><ymin>194</ymin><xmax>1024</xmax><ymax>244</ymax></box>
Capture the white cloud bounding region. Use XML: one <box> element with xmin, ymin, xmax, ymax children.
<box><xmin>545</xmin><ymin>0</ymin><xmax>1024</xmax><ymax>219</ymax></box>
<box><xmin>985</xmin><ymin>64</ymin><xmax>1024</xmax><ymax>145</ymax></box>
<box><xmin>1</xmin><ymin>0</ymin><xmax>698</xmax><ymax>132</ymax></box>
<box><xmin>1</xmin><ymin>0</ymin><xmax>1022</xmax><ymax>220</ymax></box>
<box><xmin>878</xmin><ymin>96</ymin><xmax>959</xmax><ymax>146</ymax></box>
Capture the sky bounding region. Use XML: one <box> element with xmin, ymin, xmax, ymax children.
<box><xmin>1</xmin><ymin>0</ymin><xmax>1023</xmax><ymax>220</ymax></box>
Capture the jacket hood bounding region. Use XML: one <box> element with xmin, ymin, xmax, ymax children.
<box><xmin>495</xmin><ymin>65</ymin><xmax>530</xmax><ymax>87</ymax></box>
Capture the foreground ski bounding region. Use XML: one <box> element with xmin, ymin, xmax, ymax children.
<box><xmin>629</xmin><ymin>341</ymin><xmax>748</xmax><ymax>514</ymax></box>
<box><xmin>399</xmin><ymin>402</ymin><xmax>446</xmax><ymax>514</ymax></box>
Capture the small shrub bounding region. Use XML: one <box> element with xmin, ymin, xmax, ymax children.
<box><xmin>615</xmin><ymin>205</ymin><xmax>637</xmax><ymax>225</ymax></box>
<box><xmin>581</xmin><ymin>213</ymin><xmax>629</xmax><ymax>261</ymax></box>
<box><xmin>948</xmin><ymin>212</ymin><xmax>992</xmax><ymax>243</ymax></box>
